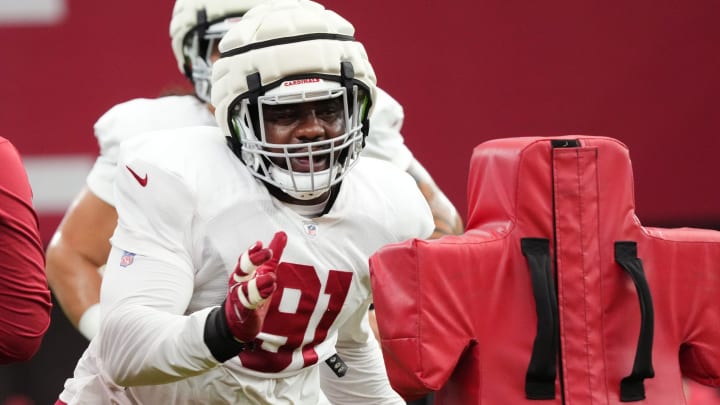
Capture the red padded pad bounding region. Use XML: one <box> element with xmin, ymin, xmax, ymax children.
<box><xmin>370</xmin><ymin>136</ymin><xmax>720</xmax><ymax>404</ymax></box>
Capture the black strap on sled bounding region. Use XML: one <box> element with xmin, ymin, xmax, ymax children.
<box><xmin>521</xmin><ymin>238</ymin><xmax>559</xmax><ymax>400</ymax></box>
<box><xmin>614</xmin><ymin>241</ymin><xmax>655</xmax><ymax>402</ymax></box>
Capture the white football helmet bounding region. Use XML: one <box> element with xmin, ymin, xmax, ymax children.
<box><xmin>169</xmin><ymin>0</ymin><xmax>266</xmax><ymax>102</ymax></box>
<box><xmin>212</xmin><ymin>0</ymin><xmax>377</xmax><ymax>200</ymax></box>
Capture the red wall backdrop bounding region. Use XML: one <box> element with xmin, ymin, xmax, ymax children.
<box><xmin>2</xmin><ymin>0</ymin><xmax>720</xmax><ymax>241</ymax></box>
<box><xmin>0</xmin><ymin>0</ymin><xmax>719</xmax><ymax>402</ymax></box>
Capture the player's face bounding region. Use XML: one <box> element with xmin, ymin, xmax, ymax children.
<box><xmin>261</xmin><ymin>97</ymin><xmax>346</xmax><ymax>172</ymax></box>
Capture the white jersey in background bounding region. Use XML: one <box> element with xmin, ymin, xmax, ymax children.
<box><xmin>360</xmin><ymin>88</ymin><xmax>413</xmax><ymax>170</ymax></box>
<box><xmin>85</xmin><ymin>88</ymin><xmax>411</xmax><ymax>207</ymax></box>
<box><xmin>86</xmin><ymin>95</ymin><xmax>215</xmax><ymax>205</ymax></box>
<box><xmin>59</xmin><ymin>127</ymin><xmax>433</xmax><ymax>404</ymax></box>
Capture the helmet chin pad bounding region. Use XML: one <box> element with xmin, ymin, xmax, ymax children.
<box><xmin>268</xmin><ymin>165</ymin><xmax>334</xmax><ymax>200</ymax></box>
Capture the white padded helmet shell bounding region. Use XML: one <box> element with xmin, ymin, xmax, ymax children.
<box><xmin>211</xmin><ymin>0</ymin><xmax>377</xmax><ymax>199</ymax></box>
<box><xmin>169</xmin><ymin>0</ymin><xmax>266</xmax><ymax>77</ymax></box>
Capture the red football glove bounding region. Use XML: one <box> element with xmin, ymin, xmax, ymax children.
<box><xmin>224</xmin><ymin>231</ymin><xmax>287</xmax><ymax>342</ymax></box>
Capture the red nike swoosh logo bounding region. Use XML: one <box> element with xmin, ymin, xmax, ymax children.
<box><xmin>125</xmin><ymin>165</ymin><xmax>148</xmax><ymax>187</ymax></box>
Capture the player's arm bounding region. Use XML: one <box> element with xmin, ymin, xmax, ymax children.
<box><xmin>45</xmin><ymin>187</ymin><xmax>117</xmax><ymax>340</ymax></box>
<box><xmin>406</xmin><ymin>158</ymin><xmax>463</xmax><ymax>239</ymax></box>
<box><xmin>98</xmin><ymin>246</ymin><xmax>217</xmax><ymax>385</ymax></box>
<box><xmin>99</xmin><ymin>233</ymin><xmax>283</xmax><ymax>386</ymax></box>
<box><xmin>0</xmin><ymin>139</ymin><xmax>52</xmax><ymax>363</ymax></box>
<box><xmin>96</xmin><ymin>150</ymin><xmax>216</xmax><ymax>385</ymax></box>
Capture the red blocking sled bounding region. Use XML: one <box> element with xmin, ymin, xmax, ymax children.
<box><xmin>370</xmin><ymin>136</ymin><xmax>720</xmax><ymax>404</ymax></box>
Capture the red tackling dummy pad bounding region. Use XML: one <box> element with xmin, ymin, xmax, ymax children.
<box><xmin>369</xmin><ymin>136</ymin><xmax>720</xmax><ymax>404</ymax></box>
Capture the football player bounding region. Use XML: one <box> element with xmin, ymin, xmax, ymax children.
<box><xmin>45</xmin><ymin>0</ymin><xmax>462</xmax><ymax>343</ymax></box>
<box><xmin>56</xmin><ymin>0</ymin><xmax>432</xmax><ymax>403</ymax></box>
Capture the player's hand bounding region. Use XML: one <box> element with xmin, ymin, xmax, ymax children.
<box><xmin>223</xmin><ymin>231</ymin><xmax>287</xmax><ymax>342</ymax></box>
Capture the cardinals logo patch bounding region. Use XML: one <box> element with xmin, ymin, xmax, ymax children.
<box><xmin>120</xmin><ymin>251</ymin><xmax>136</xmax><ymax>267</ymax></box>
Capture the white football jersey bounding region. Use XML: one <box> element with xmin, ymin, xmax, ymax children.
<box><xmin>59</xmin><ymin>127</ymin><xmax>433</xmax><ymax>404</ymax></box>
<box><xmin>84</xmin><ymin>89</ymin><xmax>411</xmax><ymax>207</ymax></box>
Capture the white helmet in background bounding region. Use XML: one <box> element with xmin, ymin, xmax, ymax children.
<box><xmin>169</xmin><ymin>0</ymin><xmax>266</xmax><ymax>102</ymax></box>
<box><xmin>212</xmin><ymin>0</ymin><xmax>377</xmax><ymax>200</ymax></box>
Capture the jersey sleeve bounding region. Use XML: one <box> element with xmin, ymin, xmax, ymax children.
<box><xmin>97</xmin><ymin>140</ymin><xmax>218</xmax><ymax>385</ymax></box>
<box><xmin>0</xmin><ymin>138</ymin><xmax>52</xmax><ymax>364</ymax></box>
<box><xmin>362</xmin><ymin>88</ymin><xmax>414</xmax><ymax>171</ymax></box>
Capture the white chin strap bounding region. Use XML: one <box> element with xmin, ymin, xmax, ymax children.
<box><xmin>268</xmin><ymin>165</ymin><xmax>334</xmax><ymax>200</ymax></box>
